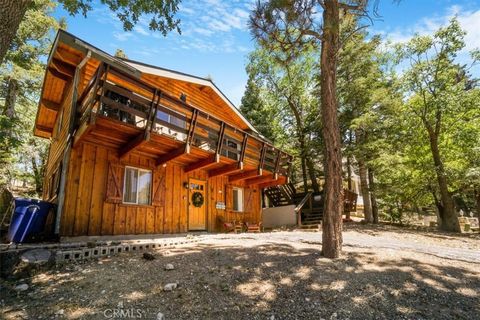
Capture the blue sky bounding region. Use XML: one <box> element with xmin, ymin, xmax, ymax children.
<box><xmin>54</xmin><ymin>0</ymin><xmax>480</xmax><ymax>106</ymax></box>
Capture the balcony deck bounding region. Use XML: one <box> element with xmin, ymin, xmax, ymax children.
<box><xmin>73</xmin><ymin>62</ymin><xmax>291</xmax><ymax>187</ymax></box>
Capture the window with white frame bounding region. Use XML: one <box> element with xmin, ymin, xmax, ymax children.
<box><xmin>232</xmin><ymin>187</ymin><xmax>244</xmax><ymax>212</ymax></box>
<box><xmin>123</xmin><ymin>166</ymin><xmax>152</xmax><ymax>205</ymax></box>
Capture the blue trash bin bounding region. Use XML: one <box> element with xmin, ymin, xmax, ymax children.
<box><xmin>6</xmin><ymin>198</ymin><xmax>54</xmax><ymax>243</ymax></box>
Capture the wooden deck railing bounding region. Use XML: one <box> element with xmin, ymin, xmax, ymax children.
<box><xmin>76</xmin><ymin>62</ymin><xmax>292</xmax><ymax>176</ymax></box>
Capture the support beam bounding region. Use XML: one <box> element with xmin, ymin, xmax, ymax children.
<box><xmin>258</xmin><ymin>176</ymin><xmax>287</xmax><ymax>189</ymax></box>
<box><xmin>119</xmin><ymin>132</ymin><xmax>150</xmax><ymax>160</ymax></box>
<box><xmin>48</xmin><ymin>67</ymin><xmax>71</xmax><ymax>82</ymax></box>
<box><xmin>208</xmin><ymin>162</ymin><xmax>243</xmax><ymax>178</ymax></box>
<box><xmin>36</xmin><ymin>124</ymin><xmax>53</xmax><ymax>133</ymax></box>
<box><xmin>50</xmin><ymin>57</ymin><xmax>76</xmax><ymax>79</ymax></box>
<box><xmin>184</xmin><ymin>154</ymin><xmax>220</xmax><ymax>173</ymax></box>
<box><xmin>229</xmin><ymin>169</ymin><xmax>261</xmax><ymax>183</ymax></box>
<box><xmin>156</xmin><ymin>145</ymin><xmax>189</xmax><ymax>167</ymax></box>
<box><xmin>41</xmin><ymin>99</ymin><xmax>60</xmax><ymax>111</ymax></box>
<box><xmin>246</xmin><ymin>174</ymin><xmax>277</xmax><ymax>186</ymax></box>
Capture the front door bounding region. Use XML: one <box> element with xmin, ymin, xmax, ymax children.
<box><xmin>188</xmin><ymin>178</ymin><xmax>206</xmax><ymax>230</ymax></box>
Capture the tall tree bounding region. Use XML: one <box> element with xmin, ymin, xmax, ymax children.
<box><xmin>250</xmin><ymin>0</ymin><xmax>371</xmax><ymax>258</ymax></box>
<box><xmin>397</xmin><ymin>18</ymin><xmax>479</xmax><ymax>231</ymax></box>
<box><xmin>337</xmin><ymin>15</ymin><xmax>385</xmax><ymax>223</ymax></box>
<box><xmin>0</xmin><ymin>0</ymin><xmax>181</xmax><ymax>64</ymax></box>
<box><xmin>1</xmin><ymin>0</ymin><xmax>61</xmax><ymax>193</ymax></box>
<box><xmin>243</xmin><ymin>46</ymin><xmax>320</xmax><ymax>193</ymax></box>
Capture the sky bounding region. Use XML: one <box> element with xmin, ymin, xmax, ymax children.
<box><xmin>53</xmin><ymin>0</ymin><xmax>480</xmax><ymax>106</ymax></box>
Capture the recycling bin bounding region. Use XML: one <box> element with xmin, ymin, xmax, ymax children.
<box><xmin>6</xmin><ymin>198</ymin><xmax>54</xmax><ymax>243</ymax></box>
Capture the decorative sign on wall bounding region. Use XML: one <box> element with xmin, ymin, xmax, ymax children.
<box><xmin>216</xmin><ymin>202</ymin><xmax>226</xmax><ymax>210</ymax></box>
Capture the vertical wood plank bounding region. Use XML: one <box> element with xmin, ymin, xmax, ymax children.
<box><xmin>88</xmin><ymin>146</ymin><xmax>108</xmax><ymax>235</ymax></box>
<box><xmin>125</xmin><ymin>206</ymin><xmax>135</xmax><ymax>234</ymax></box>
<box><xmin>61</xmin><ymin>144</ymin><xmax>83</xmax><ymax>236</ymax></box>
<box><xmin>73</xmin><ymin>143</ymin><xmax>96</xmax><ymax>236</ymax></box>
<box><xmin>114</xmin><ymin>205</ymin><xmax>126</xmax><ymax>235</ymax></box>
<box><xmin>101</xmin><ymin>202</ymin><xmax>115</xmax><ymax>235</ymax></box>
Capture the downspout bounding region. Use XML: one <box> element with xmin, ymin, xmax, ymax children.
<box><xmin>54</xmin><ymin>50</ymin><xmax>91</xmax><ymax>236</ymax></box>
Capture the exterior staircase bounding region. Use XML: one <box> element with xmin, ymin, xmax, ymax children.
<box><xmin>264</xmin><ymin>184</ymin><xmax>357</xmax><ymax>228</ymax></box>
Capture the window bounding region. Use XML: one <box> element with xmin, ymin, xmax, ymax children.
<box><xmin>222</xmin><ymin>138</ymin><xmax>241</xmax><ymax>160</ymax></box>
<box><xmin>232</xmin><ymin>187</ymin><xmax>244</xmax><ymax>212</ymax></box>
<box><xmin>123</xmin><ymin>167</ymin><xmax>152</xmax><ymax>205</ymax></box>
<box><xmin>154</xmin><ymin>109</ymin><xmax>186</xmax><ymax>140</ymax></box>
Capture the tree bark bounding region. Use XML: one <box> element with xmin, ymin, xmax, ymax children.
<box><xmin>3</xmin><ymin>77</ymin><xmax>18</xmax><ymax>118</ymax></box>
<box><xmin>473</xmin><ymin>187</ymin><xmax>480</xmax><ymax>221</ymax></box>
<box><xmin>320</xmin><ymin>0</ymin><xmax>343</xmax><ymax>259</ymax></box>
<box><xmin>368</xmin><ymin>168</ymin><xmax>379</xmax><ymax>223</ymax></box>
<box><xmin>299</xmin><ymin>135</ymin><xmax>309</xmax><ymax>193</ymax></box>
<box><xmin>0</xmin><ymin>0</ymin><xmax>31</xmax><ymax>65</ymax></box>
<box><xmin>358</xmin><ymin>159</ymin><xmax>372</xmax><ymax>222</ymax></box>
<box><xmin>427</xmin><ymin>129</ymin><xmax>459</xmax><ymax>231</ymax></box>
<box><xmin>306</xmin><ymin>157</ymin><xmax>320</xmax><ymax>193</ymax></box>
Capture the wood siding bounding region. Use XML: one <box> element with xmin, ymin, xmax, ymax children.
<box><xmin>42</xmin><ymin>82</ymin><xmax>74</xmax><ymax>201</ymax></box>
<box><xmin>60</xmin><ymin>141</ymin><xmax>262</xmax><ymax>236</ymax></box>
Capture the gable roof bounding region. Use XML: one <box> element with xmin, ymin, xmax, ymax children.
<box><xmin>120</xmin><ymin>58</ymin><xmax>256</xmax><ymax>133</ymax></box>
<box><xmin>36</xmin><ymin>30</ymin><xmax>257</xmax><ymax>136</ymax></box>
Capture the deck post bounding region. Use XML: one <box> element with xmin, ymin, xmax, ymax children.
<box><xmin>258</xmin><ymin>143</ymin><xmax>266</xmax><ymax>175</ymax></box>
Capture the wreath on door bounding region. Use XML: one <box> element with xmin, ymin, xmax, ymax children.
<box><xmin>192</xmin><ymin>191</ymin><xmax>204</xmax><ymax>207</ymax></box>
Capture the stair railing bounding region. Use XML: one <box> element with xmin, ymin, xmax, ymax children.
<box><xmin>294</xmin><ymin>191</ymin><xmax>313</xmax><ymax>226</ymax></box>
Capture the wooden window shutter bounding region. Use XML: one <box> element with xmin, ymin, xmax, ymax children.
<box><xmin>244</xmin><ymin>188</ymin><xmax>254</xmax><ymax>213</ymax></box>
<box><xmin>151</xmin><ymin>167</ymin><xmax>166</xmax><ymax>206</ymax></box>
<box><xmin>106</xmin><ymin>162</ymin><xmax>124</xmax><ymax>203</ymax></box>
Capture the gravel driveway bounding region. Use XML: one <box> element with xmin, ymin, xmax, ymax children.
<box><xmin>1</xmin><ymin>223</ymin><xmax>479</xmax><ymax>320</ymax></box>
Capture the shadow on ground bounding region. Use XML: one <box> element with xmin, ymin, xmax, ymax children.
<box><xmin>1</xmin><ymin>240</ymin><xmax>479</xmax><ymax>319</ymax></box>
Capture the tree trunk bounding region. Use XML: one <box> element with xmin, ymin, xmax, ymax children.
<box><xmin>306</xmin><ymin>157</ymin><xmax>320</xmax><ymax>193</ymax></box>
<box><xmin>3</xmin><ymin>77</ymin><xmax>18</xmax><ymax>118</ymax></box>
<box><xmin>0</xmin><ymin>0</ymin><xmax>31</xmax><ymax>65</ymax></box>
<box><xmin>320</xmin><ymin>0</ymin><xmax>343</xmax><ymax>259</ymax></box>
<box><xmin>474</xmin><ymin>188</ymin><xmax>480</xmax><ymax>221</ymax></box>
<box><xmin>358</xmin><ymin>159</ymin><xmax>372</xmax><ymax>222</ymax></box>
<box><xmin>31</xmin><ymin>156</ymin><xmax>42</xmax><ymax>195</ymax></box>
<box><xmin>346</xmin><ymin>155</ymin><xmax>352</xmax><ymax>191</ymax></box>
<box><xmin>427</xmin><ymin>129</ymin><xmax>459</xmax><ymax>232</ymax></box>
<box><xmin>299</xmin><ymin>142</ymin><xmax>309</xmax><ymax>193</ymax></box>
<box><xmin>368</xmin><ymin>168</ymin><xmax>379</xmax><ymax>223</ymax></box>
<box><xmin>346</xmin><ymin>130</ymin><xmax>353</xmax><ymax>190</ymax></box>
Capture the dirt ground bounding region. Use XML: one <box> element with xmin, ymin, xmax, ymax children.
<box><xmin>1</xmin><ymin>223</ymin><xmax>479</xmax><ymax>320</ymax></box>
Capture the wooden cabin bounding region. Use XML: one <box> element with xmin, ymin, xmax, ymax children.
<box><xmin>34</xmin><ymin>30</ymin><xmax>292</xmax><ymax>237</ymax></box>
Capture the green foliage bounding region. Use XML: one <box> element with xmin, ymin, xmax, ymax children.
<box><xmin>59</xmin><ymin>0</ymin><xmax>181</xmax><ymax>36</ymax></box>
<box><xmin>242</xmin><ymin>45</ymin><xmax>321</xmax><ymax>189</ymax></box>
<box><xmin>0</xmin><ymin>0</ymin><xmax>60</xmax><ymax>194</ymax></box>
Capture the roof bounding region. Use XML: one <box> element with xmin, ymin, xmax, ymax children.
<box><xmin>35</xmin><ymin>30</ymin><xmax>258</xmax><ymax>137</ymax></box>
<box><xmin>120</xmin><ymin>58</ymin><xmax>257</xmax><ymax>133</ymax></box>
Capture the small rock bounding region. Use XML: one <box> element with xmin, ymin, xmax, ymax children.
<box><xmin>14</xmin><ymin>284</ymin><xmax>29</xmax><ymax>291</ymax></box>
<box><xmin>163</xmin><ymin>283</ymin><xmax>178</xmax><ymax>291</ymax></box>
<box><xmin>20</xmin><ymin>249</ymin><xmax>51</xmax><ymax>265</ymax></box>
<box><xmin>101</xmin><ymin>290</ymin><xmax>106</xmax><ymax>294</ymax></box>
<box><xmin>156</xmin><ymin>312</ymin><xmax>165</xmax><ymax>320</ymax></box>
<box><xmin>56</xmin><ymin>309</ymin><xmax>64</xmax><ymax>315</ymax></box>
<box><xmin>118</xmin><ymin>301</ymin><xmax>124</xmax><ymax>308</ymax></box>
<box><xmin>143</xmin><ymin>253</ymin><xmax>156</xmax><ymax>260</ymax></box>
<box><xmin>164</xmin><ymin>263</ymin><xmax>174</xmax><ymax>270</ymax></box>
<box><xmin>305</xmin><ymin>297</ymin><xmax>310</xmax><ymax>302</ymax></box>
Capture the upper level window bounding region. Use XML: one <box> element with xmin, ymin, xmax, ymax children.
<box><xmin>232</xmin><ymin>187</ymin><xmax>244</xmax><ymax>212</ymax></box>
<box><xmin>154</xmin><ymin>109</ymin><xmax>186</xmax><ymax>140</ymax></box>
<box><xmin>123</xmin><ymin>166</ymin><xmax>152</xmax><ymax>205</ymax></box>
